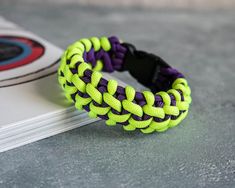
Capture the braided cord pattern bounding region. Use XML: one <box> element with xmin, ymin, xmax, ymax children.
<box><xmin>58</xmin><ymin>36</ymin><xmax>192</xmax><ymax>133</ymax></box>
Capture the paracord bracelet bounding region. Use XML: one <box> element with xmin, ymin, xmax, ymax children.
<box><xmin>58</xmin><ymin>36</ymin><xmax>192</xmax><ymax>134</ymax></box>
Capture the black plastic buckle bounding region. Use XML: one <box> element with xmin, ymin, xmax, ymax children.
<box><xmin>121</xmin><ymin>43</ymin><xmax>170</xmax><ymax>90</ymax></box>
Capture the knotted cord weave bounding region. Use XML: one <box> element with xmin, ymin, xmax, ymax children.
<box><xmin>58</xmin><ymin>36</ymin><xmax>192</xmax><ymax>133</ymax></box>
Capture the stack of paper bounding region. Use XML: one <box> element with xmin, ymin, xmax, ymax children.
<box><xmin>0</xmin><ymin>17</ymin><xmax>124</xmax><ymax>152</ymax></box>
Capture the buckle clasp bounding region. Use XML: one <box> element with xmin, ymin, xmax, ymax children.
<box><xmin>120</xmin><ymin>43</ymin><xmax>170</xmax><ymax>90</ymax></box>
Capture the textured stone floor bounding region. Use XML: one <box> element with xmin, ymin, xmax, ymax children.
<box><xmin>0</xmin><ymin>2</ymin><xmax>235</xmax><ymax>188</ymax></box>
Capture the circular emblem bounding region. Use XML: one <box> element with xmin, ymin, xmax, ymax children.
<box><xmin>0</xmin><ymin>36</ymin><xmax>45</xmax><ymax>71</ymax></box>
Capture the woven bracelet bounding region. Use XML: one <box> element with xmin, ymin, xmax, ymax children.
<box><xmin>58</xmin><ymin>36</ymin><xmax>192</xmax><ymax>134</ymax></box>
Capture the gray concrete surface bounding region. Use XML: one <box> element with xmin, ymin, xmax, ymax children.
<box><xmin>0</xmin><ymin>2</ymin><xmax>235</xmax><ymax>188</ymax></box>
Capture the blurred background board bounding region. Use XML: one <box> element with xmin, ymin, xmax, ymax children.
<box><xmin>0</xmin><ymin>1</ymin><xmax>235</xmax><ymax>188</ymax></box>
<box><xmin>1</xmin><ymin>0</ymin><xmax>235</xmax><ymax>9</ymax></box>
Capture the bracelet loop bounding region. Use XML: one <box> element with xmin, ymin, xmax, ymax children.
<box><xmin>58</xmin><ymin>36</ymin><xmax>192</xmax><ymax>133</ymax></box>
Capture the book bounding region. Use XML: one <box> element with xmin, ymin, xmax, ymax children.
<box><xmin>0</xmin><ymin>17</ymin><xmax>125</xmax><ymax>152</ymax></box>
